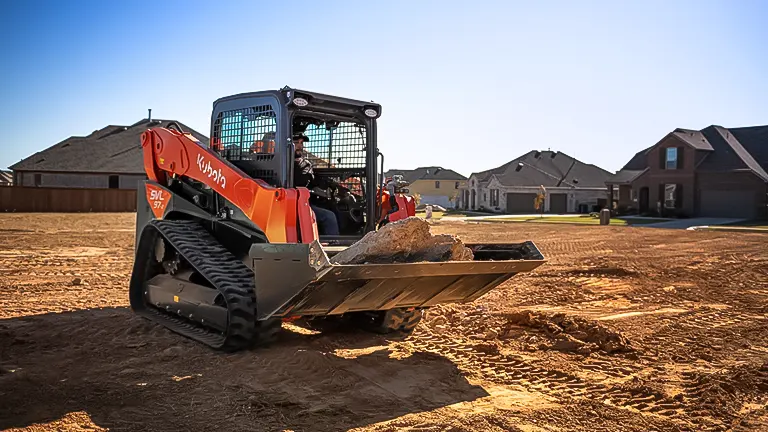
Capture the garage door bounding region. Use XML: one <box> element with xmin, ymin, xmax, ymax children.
<box><xmin>550</xmin><ymin>193</ymin><xmax>567</xmax><ymax>213</ymax></box>
<box><xmin>699</xmin><ymin>190</ymin><xmax>756</xmax><ymax>219</ymax></box>
<box><xmin>506</xmin><ymin>193</ymin><xmax>537</xmax><ymax>214</ymax></box>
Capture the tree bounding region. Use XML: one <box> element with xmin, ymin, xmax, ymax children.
<box><xmin>412</xmin><ymin>193</ymin><xmax>421</xmax><ymax>207</ymax></box>
<box><xmin>534</xmin><ymin>185</ymin><xmax>546</xmax><ymax>217</ymax></box>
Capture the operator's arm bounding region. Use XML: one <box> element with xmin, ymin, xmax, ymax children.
<box><xmin>294</xmin><ymin>157</ymin><xmax>315</xmax><ymax>188</ymax></box>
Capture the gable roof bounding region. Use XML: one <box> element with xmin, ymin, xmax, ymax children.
<box><xmin>617</xmin><ymin>124</ymin><xmax>768</xmax><ymax>183</ymax></box>
<box><xmin>384</xmin><ymin>166</ymin><xmax>467</xmax><ymax>183</ymax></box>
<box><xmin>672</xmin><ymin>128</ymin><xmax>714</xmax><ymax>150</ymax></box>
<box><xmin>620</xmin><ymin>146</ymin><xmax>653</xmax><ymax>171</ymax></box>
<box><xmin>609</xmin><ymin>168</ymin><xmax>648</xmax><ymax>185</ymax></box>
<box><xmin>9</xmin><ymin>119</ymin><xmax>208</xmax><ymax>174</ymax></box>
<box><xmin>469</xmin><ymin>161</ymin><xmax>518</xmax><ymax>185</ymax></box>
<box><xmin>620</xmin><ymin>130</ymin><xmax>712</xmax><ymax>172</ymax></box>
<box><xmin>470</xmin><ymin>150</ymin><xmax>613</xmax><ymax>188</ymax></box>
<box><xmin>698</xmin><ymin>126</ymin><xmax>768</xmax><ymax>182</ymax></box>
<box><xmin>730</xmin><ymin>125</ymin><xmax>768</xmax><ymax>172</ymax></box>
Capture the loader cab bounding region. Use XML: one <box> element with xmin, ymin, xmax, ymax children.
<box><xmin>210</xmin><ymin>87</ymin><xmax>382</xmax><ymax>243</ymax></box>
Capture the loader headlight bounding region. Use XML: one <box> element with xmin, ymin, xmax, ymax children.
<box><xmin>364</xmin><ymin>108</ymin><xmax>378</xmax><ymax>118</ymax></box>
<box><xmin>293</xmin><ymin>97</ymin><xmax>309</xmax><ymax>107</ymax></box>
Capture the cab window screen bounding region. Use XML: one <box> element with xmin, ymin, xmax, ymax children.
<box><xmin>302</xmin><ymin>122</ymin><xmax>366</xmax><ymax>169</ymax></box>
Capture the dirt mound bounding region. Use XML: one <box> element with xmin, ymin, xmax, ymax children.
<box><xmin>331</xmin><ymin>217</ymin><xmax>473</xmax><ymax>264</ymax></box>
<box><xmin>425</xmin><ymin>308</ymin><xmax>633</xmax><ymax>356</ymax></box>
<box><xmin>503</xmin><ymin>310</ymin><xmax>633</xmax><ymax>355</ymax></box>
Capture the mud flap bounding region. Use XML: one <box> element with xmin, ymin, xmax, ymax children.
<box><xmin>250</xmin><ymin>241</ymin><xmax>545</xmax><ymax>320</ymax></box>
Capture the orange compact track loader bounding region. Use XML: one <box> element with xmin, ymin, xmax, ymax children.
<box><xmin>128</xmin><ymin>87</ymin><xmax>545</xmax><ymax>351</ymax></box>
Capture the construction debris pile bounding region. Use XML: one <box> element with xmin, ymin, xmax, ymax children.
<box><xmin>507</xmin><ymin>310</ymin><xmax>634</xmax><ymax>355</ymax></box>
<box><xmin>331</xmin><ymin>217</ymin><xmax>474</xmax><ymax>265</ymax></box>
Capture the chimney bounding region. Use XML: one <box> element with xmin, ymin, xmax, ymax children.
<box><xmin>148</xmin><ymin>109</ymin><xmax>152</xmax><ymax>122</ymax></box>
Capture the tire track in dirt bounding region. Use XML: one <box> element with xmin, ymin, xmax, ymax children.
<box><xmin>642</xmin><ymin>308</ymin><xmax>768</xmax><ymax>363</ymax></box>
<box><xmin>579</xmin><ymin>357</ymin><xmax>641</xmax><ymax>379</ymax></box>
<box><xmin>405</xmin><ymin>331</ymin><xmax>720</xmax><ymax>431</ymax></box>
<box><xmin>677</xmin><ymin>364</ymin><xmax>768</xmax><ymax>428</ymax></box>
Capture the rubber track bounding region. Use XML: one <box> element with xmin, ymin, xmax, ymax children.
<box><xmin>133</xmin><ymin>220</ymin><xmax>260</xmax><ymax>351</ymax></box>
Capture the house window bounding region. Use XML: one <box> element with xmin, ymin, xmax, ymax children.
<box><xmin>34</xmin><ymin>173</ymin><xmax>42</xmax><ymax>187</ymax></box>
<box><xmin>483</xmin><ymin>192</ymin><xmax>487</xmax><ymax>202</ymax></box>
<box><xmin>665</xmin><ymin>147</ymin><xmax>678</xmax><ymax>169</ymax></box>
<box><xmin>435</xmin><ymin>181</ymin><xmax>440</xmax><ymax>189</ymax></box>
<box><xmin>455</xmin><ymin>181</ymin><xmax>460</xmax><ymax>189</ymax></box>
<box><xmin>108</xmin><ymin>175</ymin><xmax>119</xmax><ymax>189</ymax></box>
<box><xmin>490</xmin><ymin>189</ymin><xmax>500</xmax><ymax>207</ymax></box>
<box><xmin>664</xmin><ymin>184</ymin><xmax>677</xmax><ymax>208</ymax></box>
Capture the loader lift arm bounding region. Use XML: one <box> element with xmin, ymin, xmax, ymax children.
<box><xmin>140</xmin><ymin>127</ymin><xmax>317</xmax><ymax>243</ymax></box>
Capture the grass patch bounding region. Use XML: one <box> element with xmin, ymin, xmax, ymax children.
<box><xmin>722</xmin><ymin>220</ymin><xmax>768</xmax><ymax>229</ymax></box>
<box><xmin>415</xmin><ymin>211</ymin><xmax>445</xmax><ymax>220</ymax></box>
<box><xmin>414</xmin><ymin>210</ymin><xmax>472</xmax><ymax>220</ymax></box>
<box><xmin>700</xmin><ymin>225</ymin><xmax>768</xmax><ymax>232</ymax></box>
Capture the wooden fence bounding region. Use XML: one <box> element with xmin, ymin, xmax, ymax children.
<box><xmin>0</xmin><ymin>186</ymin><xmax>137</xmax><ymax>212</ymax></box>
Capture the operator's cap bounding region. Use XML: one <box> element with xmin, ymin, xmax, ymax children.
<box><xmin>292</xmin><ymin>133</ymin><xmax>309</xmax><ymax>142</ymax></box>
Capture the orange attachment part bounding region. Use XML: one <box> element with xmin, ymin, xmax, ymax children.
<box><xmin>379</xmin><ymin>190</ymin><xmax>416</xmax><ymax>224</ymax></box>
<box><xmin>141</xmin><ymin>127</ymin><xmax>318</xmax><ymax>244</ymax></box>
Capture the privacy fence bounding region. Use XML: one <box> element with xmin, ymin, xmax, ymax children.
<box><xmin>0</xmin><ymin>186</ymin><xmax>137</xmax><ymax>212</ymax></box>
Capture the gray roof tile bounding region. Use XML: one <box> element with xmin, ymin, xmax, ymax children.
<box><xmin>673</xmin><ymin>129</ymin><xmax>714</xmax><ymax>150</ymax></box>
<box><xmin>609</xmin><ymin>169</ymin><xmax>648</xmax><ymax>184</ymax></box>
<box><xmin>730</xmin><ymin>125</ymin><xmax>768</xmax><ymax>172</ymax></box>
<box><xmin>698</xmin><ymin>126</ymin><xmax>768</xmax><ymax>182</ymax></box>
<box><xmin>470</xmin><ymin>151</ymin><xmax>613</xmax><ymax>188</ymax></box>
<box><xmin>384</xmin><ymin>166</ymin><xmax>467</xmax><ymax>183</ymax></box>
<box><xmin>10</xmin><ymin>119</ymin><xmax>208</xmax><ymax>174</ymax></box>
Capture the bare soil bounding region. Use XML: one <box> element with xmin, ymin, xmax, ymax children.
<box><xmin>1</xmin><ymin>214</ymin><xmax>767</xmax><ymax>432</ymax></box>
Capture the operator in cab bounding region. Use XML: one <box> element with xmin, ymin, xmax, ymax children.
<box><xmin>292</xmin><ymin>133</ymin><xmax>340</xmax><ymax>236</ymax></box>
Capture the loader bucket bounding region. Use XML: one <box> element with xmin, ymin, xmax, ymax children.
<box><xmin>250</xmin><ymin>241</ymin><xmax>545</xmax><ymax>320</ymax></box>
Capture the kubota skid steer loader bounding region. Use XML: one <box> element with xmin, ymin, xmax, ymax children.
<box><xmin>128</xmin><ymin>87</ymin><xmax>546</xmax><ymax>351</ymax></box>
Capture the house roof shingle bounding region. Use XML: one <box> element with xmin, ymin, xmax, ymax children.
<box><xmin>470</xmin><ymin>151</ymin><xmax>613</xmax><ymax>188</ymax></box>
<box><xmin>698</xmin><ymin>126</ymin><xmax>768</xmax><ymax>182</ymax></box>
<box><xmin>384</xmin><ymin>166</ymin><xmax>467</xmax><ymax>183</ymax></box>
<box><xmin>609</xmin><ymin>169</ymin><xmax>648</xmax><ymax>185</ymax></box>
<box><xmin>672</xmin><ymin>128</ymin><xmax>714</xmax><ymax>150</ymax></box>
<box><xmin>617</xmin><ymin>124</ymin><xmax>768</xmax><ymax>183</ymax></box>
<box><xmin>730</xmin><ymin>125</ymin><xmax>768</xmax><ymax>172</ymax></box>
<box><xmin>619</xmin><ymin>146</ymin><xmax>652</xmax><ymax>171</ymax></box>
<box><xmin>9</xmin><ymin>119</ymin><xmax>208</xmax><ymax>174</ymax></box>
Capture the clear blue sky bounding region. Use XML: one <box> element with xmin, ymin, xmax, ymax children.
<box><xmin>1</xmin><ymin>0</ymin><xmax>766</xmax><ymax>175</ymax></box>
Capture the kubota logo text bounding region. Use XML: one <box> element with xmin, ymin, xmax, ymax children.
<box><xmin>197</xmin><ymin>154</ymin><xmax>226</xmax><ymax>188</ymax></box>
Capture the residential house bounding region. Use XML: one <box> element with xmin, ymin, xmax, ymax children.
<box><xmin>384</xmin><ymin>166</ymin><xmax>467</xmax><ymax>208</ymax></box>
<box><xmin>462</xmin><ymin>151</ymin><xmax>614</xmax><ymax>213</ymax></box>
<box><xmin>0</xmin><ymin>170</ymin><xmax>12</xmax><ymax>186</ymax></box>
<box><xmin>9</xmin><ymin>118</ymin><xmax>208</xmax><ymax>189</ymax></box>
<box><xmin>608</xmin><ymin>125</ymin><xmax>768</xmax><ymax>219</ymax></box>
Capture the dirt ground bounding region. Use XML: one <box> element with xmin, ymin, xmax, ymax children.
<box><xmin>1</xmin><ymin>213</ymin><xmax>767</xmax><ymax>432</ymax></box>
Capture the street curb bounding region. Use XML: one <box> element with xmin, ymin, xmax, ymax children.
<box><xmin>688</xmin><ymin>226</ymin><xmax>768</xmax><ymax>233</ymax></box>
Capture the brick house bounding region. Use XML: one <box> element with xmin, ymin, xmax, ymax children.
<box><xmin>9</xmin><ymin>118</ymin><xmax>207</xmax><ymax>189</ymax></box>
<box><xmin>608</xmin><ymin>125</ymin><xmax>768</xmax><ymax>219</ymax></box>
<box><xmin>461</xmin><ymin>150</ymin><xmax>614</xmax><ymax>213</ymax></box>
